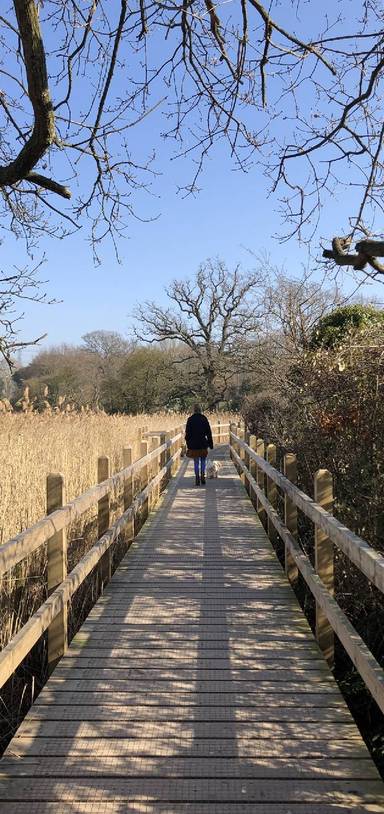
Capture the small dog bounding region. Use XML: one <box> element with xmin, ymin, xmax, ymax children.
<box><xmin>206</xmin><ymin>461</ymin><xmax>220</xmax><ymax>479</ymax></box>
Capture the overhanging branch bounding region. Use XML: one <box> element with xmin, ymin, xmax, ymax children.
<box><xmin>26</xmin><ymin>173</ymin><xmax>71</xmax><ymax>200</ymax></box>
<box><xmin>323</xmin><ymin>237</ymin><xmax>384</xmax><ymax>274</ymax></box>
<box><xmin>0</xmin><ymin>1</ymin><xmax>66</xmax><ymax>197</ymax></box>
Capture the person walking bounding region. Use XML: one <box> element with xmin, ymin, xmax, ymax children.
<box><xmin>185</xmin><ymin>404</ymin><xmax>213</xmax><ymax>486</ymax></box>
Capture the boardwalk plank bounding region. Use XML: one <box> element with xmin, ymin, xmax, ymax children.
<box><xmin>45</xmin><ymin>678</ymin><xmax>343</xmax><ymax>693</ymax></box>
<box><xmin>1</xmin><ymin>777</ymin><xmax>383</xmax><ymax>803</ymax></box>
<box><xmin>59</xmin><ymin>652</ymin><xmax>328</xmax><ymax>668</ymax></box>
<box><xmin>36</xmin><ymin>690</ymin><xmax>346</xmax><ymax>706</ymax></box>
<box><xmin>6</xmin><ymin>736</ymin><xmax>372</xmax><ymax>759</ymax></box>
<box><xmin>49</xmin><ymin>665</ymin><xmax>335</xmax><ymax>682</ymax></box>
<box><xmin>1</xmin><ymin>449</ymin><xmax>383</xmax><ymax>812</ymax></box>
<box><xmin>27</xmin><ymin>704</ymin><xmax>352</xmax><ymax>723</ymax></box>
<box><xmin>15</xmin><ymin>719</ymin><xmax>363</xmax><ymax>739</ymax></box>
<box><xmin>1</xmin><ymin>756</ymin><xmax>379</xmax><ymax>779</ymax></box>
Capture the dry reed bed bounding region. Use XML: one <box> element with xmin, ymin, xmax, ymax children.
<box><xmin>0</xmin><ymin>412</ymin><xmax>184</xmax><ymax>545</ymax></box>
<box><xmin>0</xmin><ymin>410</ymin><xmax>232</xmax><ymax>545</ymax></box>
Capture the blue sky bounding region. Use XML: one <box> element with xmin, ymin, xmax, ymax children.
<box><xmin>5</xmin><ymin>1</ymin><xmax>384</xmax><ymax>363</ymax></box>
<box><xmin>15</xmin><ymin>142</ymin><xmax>383</xmax><ymax>365</ymax></box>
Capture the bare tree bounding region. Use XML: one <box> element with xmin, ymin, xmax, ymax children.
<box><xmin>12</xmin><ymin>343</ymin><xmax>99</xmax><ymax>408</ymax></box>
<box><xmin>81</xmin><ymin>331</ymin><xmax>131</xmax><ymax>359</ymax></box>
<box><xmin>80</xmin><ymin>330</ymin><xmax>131</xmax><ymax>405</ymax></box>
<box><xmin>263</xmin><ymin>268</ymin><xmax>344</xmax><ymax>351</ymax></box>
<box><xmin>243</xmin><ymin>266</ymin><xmax>344</xmax><ymax>421</ymax></box>
<box><xmin>134</xmin><ymin>259</ymin><xmax>263</xmax><ymax>408</ymax></box>
<box><xmin>3</xmin><ymin>2</ymin><xmax>384</xmax><ymax>255</ymax></box>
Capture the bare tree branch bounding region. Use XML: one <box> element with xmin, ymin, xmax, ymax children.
<box><xmin>1</xmin><ymin>1</ymin><xmax>384</xmax><ymax>258</ymax></box>
<box><xmin>0</xmin><ymin>1</ymin><xmax>56</xmax><ymax>188</ymax></box>
<box><xmin>133</xmin><ymin>258</ymin><xmax>264</xmax><ymax>407</ymax></box>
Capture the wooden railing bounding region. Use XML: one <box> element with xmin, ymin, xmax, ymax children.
<box><xmin>0</xmin><ymin>421</ymin><xmax>229</xmax><ymax>690</ymax></box>
<box><xmin>210</xmin><ymin>419</ymin><xmax>230</xmax><ymax>444</ymax></box>
<box><xmin>229</xmin><ymin>424</ymin><xmax>384</xmax><ymax>716</ymax></box>
<box><xmin>0</xmin><ymin>426</ymin><xmax>185</xmax><ymax>688</ymax></box>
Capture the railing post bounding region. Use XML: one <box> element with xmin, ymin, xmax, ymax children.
<box><xmin>314</xmin><ymin>469</ymin><xmax>334</xmax><ymax>667</ymax></box>
<box><xmin>167</xmin><ymin>431</ymin><xmax>173</xmax><ymax>479</ymax></box>
<box><xmin>172</xmin><ymin>427</ymin><xmax>181</xmax><ymax>475</ymax></box>
<box><xmin>140</xmin><ymin>440</ymin><xmax>149</xmax><ymax>490</ymax></box>
<box><xmin>123</xmin><ymin>447</ymin><xmax>133</xmax><ymax>510</ymax></box>
<box><xmin>136</xmin><ymin>425</ymin><xmax>142</xmax><ymax>454</ymax></box>
<box><xmin>249</xmin><ymin>435</ymin><xmax>257</xmax><ymax>507</ymax></box>
<box><xmin>244</xmin><ymin>430</ymin><xmax>251</xmax><ymax>493</ymax></box>
<box><xmin>182</xmin><ymin>425</ymin><xmax>187</xmax><ymax>457</ymax></box>
<box><xmin>283</xmin><ymin>453</ymin><xmax>299</xmax><ymax>584</ymax></box>
<box><xmin>140</xmin><ymin>439</ymin><xmax>149</xmax><ymax>519</ymax></box>
<box><xmin>173</xmin><ymin>428</ymin><xmax>182</xmax><ymax>475</ymax></box>
<box><xmin>175</xmin><ymin>425</ymin><xmax>183</xmax><ymax>458</ymax></box>
<box><xmin>178</xmin><ymin>428</ymin><xmax>183</xmax><ymax>468</ymax></box>
<box><xmin>159</xmin><ymin>431</ymin><xmax>167</xmax><ymax>474</ymax></box>
<box><xmin>98</xmin><ymin>456</ymin><xmax>111</xmax><ymax>588</ymax></box>
<box><xmin>229</xmin><ymin>422</ymin><xmax>236</xmax><ymax>464</ymax></box>
<box><xmin>148</xmin><ymin>437</ymin><xmax>155</xmax><ymax>509</ymax></box>
<box><xmin>256</xmin><ymin>439</ymin><xmax>266</xmax><ymax>526</ymax></box>
<box><xmin>238</xmin><ymin>424</ymin><xmax>246</xmax><ymax>485</ymax></box>
<box><xmin>235</xmin><ymin>423</ymin><xmax>243</xmax><ymax>476</ymax></box>
<box><xmin>168</xmin><ymin>431</ymin><xmax>174</xmax><ymax>477</ymax></box>
<box><xmin>151</xmin><ymin>435</ymin><xmax>161</xmax><ymax>504</ymax></box>
<box><xmin>123</xmin><ymin>446</ymin><xmax>134</xmax><ymax>542</ymax></box>
<box><xmin>47</xmin><ymin>473</ymin><xmax>67</xmax><ymax>672</ymax></box>
<box><xmin>171</xmin><ymin>431</ymin><xmax>178</xmax><ymax>476</ymax></box>
<box><xmin>266</xmin><ymin>444</ymin><xmax>277</xmax><ymax>543</ymax></box>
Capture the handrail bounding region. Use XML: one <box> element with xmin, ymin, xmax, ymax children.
<box><xmin>0</xmin><ymin>420</ymin><xmax>231</xmax><ymax>685</ymax></box>
<box><xmin>230</xmin><ymin>431</ymin><xmax>384</xmax><ymax>595</ymax></box>
<box><xmin>145</xmin><ymin>423</ymin><xmax>230</xmax><ymax>434</ymax></box>
<box><xmin>230</xmin><ymin>443</ymin><xmax>384</xmax><ymax>715</ymax></box>
<box><xmin>0</xmin><ymin>432</ymin><xmax>182</xmax><ymax>577</ymax></box>
<box><xmin>0</xmin><ymin>444</ymin><xmax>182</xmax><ymax>689</ymax></box>
<box><xmin>0</xmin><ymin>422</ymin><xmax>231</xmax><ymax>576</ymax></box>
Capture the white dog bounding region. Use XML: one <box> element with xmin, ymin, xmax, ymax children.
<box><xmin>206</xmin><ymin>460</ymin><xmax>220</xmax><ymax>479</ymax></box>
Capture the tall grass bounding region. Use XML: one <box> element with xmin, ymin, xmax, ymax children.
<box><xmin>0</xmin><ymin>411</ymin><xmax>189</xmax><ymax>544</ymax></box>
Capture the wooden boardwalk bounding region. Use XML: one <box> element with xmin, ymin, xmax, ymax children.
<box><xmin>1</xmin><ymin>447</ymin><xmax>383</xmax><ymax>812</ymax></box>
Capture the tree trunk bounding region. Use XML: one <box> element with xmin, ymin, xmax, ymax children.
<box><xmin>205</xmin><ymin>367</ymin><xmax>218</xmax><ymax>410</ymax></box>
<box><xmin>0</xmin><ymin>0</ymin><xmax>56</xmax><ymax>188</ymax></box>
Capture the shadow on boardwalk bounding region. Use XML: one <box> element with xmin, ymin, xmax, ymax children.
<box><xmin>1</xmin><ymin>447</ymin><xmax>383</xmax><ymax>812</ymax></box>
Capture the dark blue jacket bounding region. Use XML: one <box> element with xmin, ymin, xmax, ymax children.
<box><xmin>185</xmin><ymin>413</ymin><xmax>213</xmax><ymax>450</ymax></box>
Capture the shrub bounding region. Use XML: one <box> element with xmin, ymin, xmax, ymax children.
<box><xmin>309</xmin><ymin>304</ymin><xmax>384</xmax><ymax>349</ymax></box>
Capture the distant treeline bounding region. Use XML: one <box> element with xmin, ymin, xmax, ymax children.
<box><xmin>7</xmin><ymin>332</ymin><xmax>247</xmax><ymax>414</ymax></box>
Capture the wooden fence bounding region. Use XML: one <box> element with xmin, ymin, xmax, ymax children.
<box><xmin>229</xmin><ymin>424</ymin><xmax>384</xmax><ymax>716</ymax></box>
<box><xmin>0</xmin><ymin>421</ymin><xmax>229</xmax><ymax>691</ymax></box>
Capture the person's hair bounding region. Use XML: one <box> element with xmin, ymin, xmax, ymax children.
<box><xmin>193</xmin><ymin>403</ymin><xmax>202</xmax><ymax>414</ymax></box>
